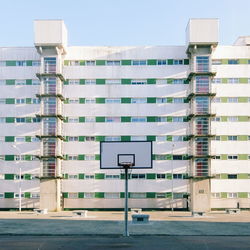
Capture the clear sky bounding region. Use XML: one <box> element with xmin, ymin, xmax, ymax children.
<box><xmin>0</xmin><ymin>0</ymin><xmax>249</xmax><ymax>47</ymax></box>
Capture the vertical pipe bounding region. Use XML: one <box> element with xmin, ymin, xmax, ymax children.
<box><xmin>19</xmin><ymin>166</ymin><xmax>21</xmax><ymax>212</ymax></box>
<box><xmin>124</xmin><ymin>167</ymin><xmax>129</xmax><ymax>237</ymax></box>
<box><xmin>171</xmin><ymin>144</ymin><xmax>174</xmax><ymax>212</ymax></box>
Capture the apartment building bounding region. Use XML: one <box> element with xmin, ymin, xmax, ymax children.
<box><xmin>0</xmin><ymin>19</ymin><xmax>249</xmax><ymax>212</ymax></box>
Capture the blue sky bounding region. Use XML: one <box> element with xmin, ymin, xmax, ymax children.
<box><xmin>0</xmin><ymin>0</ymin><xmax>249</xmax><ymax>46</ymax></box>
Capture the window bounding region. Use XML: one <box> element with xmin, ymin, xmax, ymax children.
<box><xmin>0</xmin><ymin>155</ymin><xmax>4</xmax><ymax>161</ymax></box>
<box><xmin>70</xmin><ymin>61</ymin><xmax>80</xmax><ymax>66</ymax></box>
<box><xmin>14</xmin><ymin>193</ymin><xmax>24</xmax><ymax>198</ymax></box>
<box><xmin>105</xmin><ymin>175</ymin><xmax>120</xmax><ymax>179</ymax></box>
<box><xmin>131</xmin><ymin>174</ymin><xmax>145</xmax><ymax>179</ymax></box>
<box><xmin>84</xmin><ymin>193</ymin><xmax>95</xmax><ymax>198</ymax></box>
<box><xmin>173</xmin><ymin>60</ymin><xmax>183</xmax><ymax>65</ymax></box>
<box><xmin>32</xmin><ymin>117</ymin><xmax>41</xmax><ymax>123</ymax></box>
<box><xmin>228</xmin><ymin>155</ymin><xmax>238</xmax><ymax>160</ymax></box>
<box><xmin>68</xmin><ymin>193</ymin><xmax>78</xmax><ymax>199</ymax></box>
<box><xmin>16</xmin><ymin>61</ymin><xmax>26</xmax><ymax>66</ymax></box>
<box><xmin>85</xmin><ymin>117</ymin><xmax>95</xmax><ymax>122</ymax></box>
<box><xmin>0</xmin><ymin>99</ymin><xmax>5</xmax><ymax>104</ymax></box>
<box><xmin>196</xmin><ymin>56</ymin><xmax>209</xmax><ymax>72</ymax></box>
<box><xmin>156</xmin><ymin>193</ymin><xmax>166</xmax><ymax>198</ymax></box>
<box><xmin>105</xmin><ymin>193</ymin><xmax>119</xmax><ymax>199</ymax></box>
<box><xmin>132</xmin><ymin>60</ymin><xmax>146</xmax><ymax>66</ymax></box>
<box><xmin>212</xmin><ymin>60</ymin><xmax>221</xmax><ymax>65</ymax></box>
<box><xmin>106</xmin><ymin>79</ymin><xmax>121</xmax><ymax>85</ymax></box>
<box><xmin>105</xmin><ymin>117</ymin><xmax>120</xmax><ymax>122</ymax></box>
<box><xmin>173</xmin><ymin>79</ymin><xmax>184</xmax><ymax>84</ymax></box>
<box><xmin>0</xmin><ymin>61</ymin><xmax>6</xmax><ymax>66</ymax></box>
<box><xmin>228</xmin><ymin>193</ymin><xmax>238</xmax><ymax>198</ymax></box>
<box><xmin>131</xmin><ymin>117</ymin><xmax>146</xmax><ymax>122</ymax></box>
<box><xmin>173</xmin><ymin>155</ymin><xmax>182</xmax><ymax>160</ymax></box>
<box><xmin>213</xmin><ymin>98</ymin><xmax>221</xmax><ymax>103</ymax></box>
<box><xmin>0</xmin><ymin>118</ymin><xmax>5</xmax><ymax>123</ymax></box>
<box><xmin>68</xmin><ymin>175</ymin><xmax>78</xmax><ymax>179</ymax></box>
<box><xmin>15</xmin><ymin>137</ymin><xmax>25</xmax><ymax>142</ymax></box>
<box><xmin>85</xmin><ymin>79</ymin><xmax>96</xmax><ymax>85</ymax></box>
<box><xmin>212</xmin><ymin>78</ymin><xmax>222</xmax><ymax>84</ymax></box>
<box><xmin>105</xmin><ymin>98</ymin><xmax>121</xmax><ymax>104</ymax></box>
<box><xmin>0</xmin><ymin>193</ymin><xmax>4</xmax><ymax>199</ymax></box>
<box><xmin>131</xmin><ymin>98</ymin><xmax>147</xmax><ymax>104</ymax></box>
<box><xmin>157</xmin><ymin>60</ymin><xmax>166</xmax><ymax>65</ymax></box>
<box><xmin>86</xmin><ymin>61</ymin><xmax>95</xmax><ymax>66</ymax></box>
<box><xmin>16</xmin><ymin>99</ymin><xmax>25</xmax><ymax>104</ymax></box>
<box><xmin>156</xmin><ymin>117</ymin><xmax>167</xmax><ymax>122</ymax></box>
<box><xmin>32</xmin><ymin>61</ymin><xmax>40</xmax><ymax>66</ymax></box>
<box><xmin>173</xmin><ymin>193</ymin><xmax>184</xmax><ymax>199</ymax></box>
<box><xmin>31</xmin><ymin>137</ymin><xmax>40</xmax><ymax>142</ymax></box>
<box><xmin>0</xmin><ymin>80</ymin><xmax>5</xmax><ymax>85</ymax></box>
<box><xmin>31</xmin><ymin>193</ymin><xmax>40</xmax><ymax>199</ymax></box>
<box><xmin>131</xmin><ymin>80</ymin><xmax>146</xmax><ymax>85</ymax></box>
<box><xmin>106</xmin><ymin>61</ymin><xmax>121</xmax><ymax>66</ymax></box>
<box><xmin>85</xmin><ymin>175</ymin><xmax>94</xmax><ymax>179</ymax></box>
<box><xmin>85</xmin><ymin>136</ymin><xmax>95</xmax><ymax>141</ymax></box>
<box><xmin>228</xmin><ymin>97</ymin><xmax>238</xmax><ymax>103</ymax></box>
<box><xmin>156</xmin><ymin>98</ymin><xmax>167</xmax><ymax>103</ymax></box>
<box><xmin>130</xmin><ymin>193</ymin><xmax>146</xmax><ymax>198</ymax></box>
<box><xmin>0</xmin><ymin>137</ymin><xmax>4</xmax><ymax>142</ymax></box>
<box><xmin>211</xmin><ymin>193</ymin><xmax>221</xmax><ymax>198</ymax></box>
<box><xmin>69</xmin><ymin>99</ymin><xmax>79</xmax><ymax>104</ymax></box>
<box><xmin>228</xmin><ymin>59</ymin><xmax>238</xmax><ymax>65</ymax></box>
<box><xmin>155</xmin><ymin>155</ymin><xmax>166</xmax><ymax>160</ymax></box>
<box><xmin>173</xmin><ymin>117</ymin><xmax>183</xmax><ymax>122</ymax></box>
<box><xmin>68</xmin><ymin>136</ymin><xmax>78</xmax><ymax>142</ymax></box>
<box><xmin>69</xmin><ymin>79</ymin><xmax>80</xmax><ymax>85</ymax></box>
<box><xmin>85</xmin><ymin>98</ymin><xmax>96</xmax><ymax>104</ymax></box>
<box><xmin>172</xmin><ymin>136</ymin><xmax>183</xmax><ymax>141</ymax></box>
<box><xmin>156</xmin><ymin>79</ymin><xmax>167</xmax><ymax>84</ymax></box>
<box><xmin>173</xmin><ymin>174</ymin><xmax>183</xmax><ymax>179</ymax></box>
<box><xmin>228</xmin><ymin>117</ymin><xmax>238</xmax><ymax>122</ymax></box>
<box><xmin>228</xmin><ymin>78</ymin><xmax>239</xmax><ymax>84</ymax></box>
<box><xmin>85</xmin><ymin>155</ymin><xmax>95</xmax><ymax>161</ymax></box>
<box><xmin>32</xmin><ymin>80</ymin><xmax>40</xmax><ymax>85</ymax></box>
<box><xmin>32</xmin><ymin>99</ymin><xmax>40</xmax><ymax>104</ymax></box>
<box><xmin>0</xmin><ymin>174</ymin><xmax>4</xmax><ymax>179</ymax></box>
<box><xmin>156</xmin><ymin>136</ymin><xmax>166</xmax><ymax>142</ymax></box>
<box><xmin>215</xmin><ymin>155</ymin><xmax>221</xmax><ymax>159</ymax></box>
<box><xmin>212</xmin><ymin>117</ymin><xmax>221</xmax><ymax>122</ymax></box>
<box><xmin>16</xmin><ymin>118</ymin><xmax>25</xmax><ymax>123</ymax></box>
<box><xmin>228</xmin><ymin>136</ymin><xmax>237</xmax><ymax>141</ymax></box>
<box><xmin>173</xmin><ymin>98</ymin><xmax>184</xmax><ymax>103</ymax></box>
<box><xmin>215</xmin><ymin>136</ymin><xmax>220</xmax><ymax>141</ymax></box>
<box><xmin>228</xmin><ymin>174</ymin><xmax>237</xmax><ymax>179</ymax></box>
<box><xmin>68</xmin><ymin>117</ymin><xmax>79</xmax><ymax>123</ymax></box>
<box><xmin>157</xmin><ymin>174</ymin><xmax>165</xmax><ymax>179</ymax></box>
<box><xmin>68</xmin><ymin>155</ymin><xmax>78</xmax><ymax>161</ymax></box>
<box><xmin>131</xmin><ymin>136</ymin><xmax>146</xmax><ymax>141</ymax></box>
<box><xmin>105</xmin><ymin>136</ymin><xmax>121</xmax><ymax>141</ymax></box>
<box><xmin>15</xmin><ymin>80</ymin><xmax>26</xmax><ymax>85</ymax></box>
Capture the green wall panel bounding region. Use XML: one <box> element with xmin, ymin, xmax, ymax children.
<box><xmin>5</xmin><ymin>155</ymin><xmax>15</xmax><ymax>161</ymax></box>
<box><xmin>5</xmin><ymin>136</ymin><xmax>14</xmax><ymax>142</ymax></box>
<box><xmin>238</xmin><ymin>173</ymin><xmax>248</xmax><ymax>179</ymax></box>
<box><xmin>238</xmin><ymin>154</ymin><xmax>248</xmax><ymax>160</ymax></box>
<box><xmin>95</xmin><ymin>155</ymin><xmax>100</xmax><ymax>160</ymax></box>
<box><xmin>6</xmin><ymin>61</ymin><xmax>16</xmax><ymax>66</ymax></box>
<box><xmin>5</xmin><ymin>192</ymin><xmax>14</xmax><ymax>198</ymax></box>
<box><xmin>79</xmin><ymin>98</ymin><xmax>85</xmax><ymax>104</ymax></box>
<box><xmin>146</xmin><ymin>136</ymin><xmax>156</xmax><ymax>141</ymax></box>
<box><xmin>78</xmin><ymin>192</ymin><xmax>84</xmax><ymax>198</ymax></box>
<box><xmin>147</xmin><ymin>98</ymin><xmax>156</xmax><ymax>103</ymax></box>
<box><xmin>24</xmin><ymin>174</ymin><xmax>31</xmax><ymax>180</ymax></box>
<box><xmin>95</xmin><ymin>173</ymin><xmax>105</xmax><ymax>179</ymax></box>
<box><xmin>79</xmin><ymin>136</ymin><xmax>85</xmax><ymax>142</ymax></box>
<box><xmin>121</xmin><ymin>60</ymin><xmax>131</xmax><ymax>65</ymax></box>
<box><xmin>5</xmin><ymin>174</ymin><xmax>14</xmax><ymax>180</ymax></box>
<box><xmin>238</xmin><ymin>135</ymin><xmax>247</xmax><ymax>141</ymax></box>
<box><xmin>121</xmin><ymin>117</ymin><xmax>131</xmax><ymax>122</ymax></box>
<box><xmin>6</xmin><ymin>98</ymin><xmax>15</xmax><ymax>104</ymax></box>
<box><xmin>96</xmin><ymin>98</ymin><xmax>105</xmax><ymax>104</ymax></box>
<box><xmin>25</xmin><ymin>136</ymin><xmax>32</xmax><ymax>142</ymax></box>
<box><xmin>167</xmin><ymin>59</ymin><xmax>173</xmax><ymax>65</ymax></box>
<box><xmin>239</xmin><ymin>59</ymin><xmax>248</xmax><ymax>64</ymax></box>
<box><xmin>147</xmin><ymin>116</ymin><xmax>156</xmax><ymax>122</ymax></box>
<box><xmin>96</xmin><ymin>60</ymin><xmax>106</xmax><ymax>66</ymax></box>
<box><xmin>222</xmin><ymin>78</ymin><xmax>228</xmax><ymax>83</ymax></box>
<box><xmin>121</xmin><ymin>98</ymin><xmax>131</xmax><ymax>103</ymax></box>
<box><xmin>147</xmin><ymin>59</ymin><xmax>157</xmax><ymax>65</ymax></box>
<box><xmin>79</xmin><ymin>117</ymin><xmax>85</xmax><ymax>123</ymax></box>
<box><xmin>121</xmin><ymin>79</ymin><xmax>131</xmax><ymax>85</ymax></box>
<box><xmin>147</xmin><ymin>79</ymin><xmax>156</xmax><ymax>84</ymax></box>
<box><xmin>238</xmin><ymin>97</ymin><xmax>248</xmax><ymax>103</ymax></box>
<box><xmin>239</xmin><ymin>78</ymin><xmax>248</xmax><ymax>83</ymax></box>
<box><xmin>26</xmin><ymin>98</ymin><xmax>32</xmax><ymax>104</ymax></box>
<box><xmin>238</xmin><ymin>116</ymin><xmax>249</xmax><ymax>122</ymax></box>
<box><xmin>78</xmin><ymin>155</ymin><xmax>85</xmax><ymax>160</ymax></box>
<box><xmin>80</xmin><ymin>60</ymin><xmax>85</xmax><ymax>66</ymax></box>
<box><xmin>221</xmin><ymin>192</ymin><xmax>227</xmax><ymax>198</ymax></box>
<box><xmin>96</xmin><ymin>117</ymin><xmax>105</xmax><ymax>122</ymax></box>
<box><xmin>5</xmin><ymin>117</ymin><xmax>14</xmax><ymax>123</ymax></box>
<box><xmin>26</xmin><ymin>79</ymin><xmax>32</xmax><ymax>85</ymax></box>
<box><xmin>63</xmin><ymin>192</ymin><xmax>68</xmax><ymax>198</ymax></box>
<box><xmin>146</xmin><ymin>192</ymin><xmax>156</xmax><ymax>198</ymax></box>
<box><xmin>221</xmin><ymin>59</ymin><xmax>228</xmax><ymax>64</ymax></box>
<box><xmin>96</xmin><ymin>79</ymin><xmax>105</xmax><ymax>85</ymax></box>
<box><xmin>95</xmin><ymin>192</ymin><xmax>105</xmax><ymax>198</ymax></box>
<box><xmin>238</xmin><ymin>192</ymin><xmax>248</xmax><ymax>198</ymax></box>
<box><xmin>25</xmin><ymin>192</ymin><xmax>31</xmax><ymax>198</ymax></box>
<box><xmin>64</xmin><ymin>60</ymin><xmax>69</xmax><ymax>66</ymax></box>
<box><xmin>221</xmin><ymin>154</ymin><xmax>227</xmax><ymax>160</ymax></box>
<box><xmin>146</xmin><ymin>174</ymin><xmax>156</xmax><ymax>179</ymax></box>
<box><xmin>79</xmin><ymin>173</ymin><xmax>85</xmax><ymax>179</ymax></box>
<box><xmin>95</xmin><ymin>136</ymin><xmax>105</xmax><ymax>142</ymax></box>
<box><xmin>184</xmin><ymin>59</ymin><xmax>189</xmax><ymax>65</ymax></box>
<box><xmin>6</xmin><ymin>80</ymin><xmax>15</xmax><ymax>85</ymax></box>
<box><xmin>121</xmin><ymin>136</ymin><xmax>131</xmax><ymax>141</ymax></box>
<box><xmin>80</xmin><ymin>79</ymin><xmax>85</xmax><ymax>85</ymax></box>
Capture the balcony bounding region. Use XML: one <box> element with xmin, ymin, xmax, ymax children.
<box><xmin>187</xmin><ymin>85</ymin><xmax>216</xmax><ymax>100</ymax></box>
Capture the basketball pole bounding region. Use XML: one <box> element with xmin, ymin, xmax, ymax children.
<box><xmin>124</xmin><ymin>165</ymin><xmax>129</xmax><ymax>237</ymax></box>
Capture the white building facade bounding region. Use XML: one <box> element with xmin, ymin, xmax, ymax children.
<box><xmin>0</xmin><ymin>19</ymin><xmax>250</xmax><ymax>211</ymax></box>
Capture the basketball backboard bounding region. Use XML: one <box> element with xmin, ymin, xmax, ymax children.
<box><xmin>100</xmin><ymin>141</ymin><xmax>152</xmax><ymax>169</ymax></box>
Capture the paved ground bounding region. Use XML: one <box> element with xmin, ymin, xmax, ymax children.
<box><xmin>0</xmin><ymin>235</ymin><xmax>250</xmax><ymax>250</ymax></box>
<box><xmin>0</xmin><ymin>211</ymin><xmax>250</xmax><ymax>236</ymax></box>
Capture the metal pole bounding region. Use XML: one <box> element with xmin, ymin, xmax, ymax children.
<box><xmin>124</xmin><ymin>167</ymin><xmax>129</xmax><ymax>237</ymax></box>
<box><xmin>171</xmin><ymin>144</ymin><xmax>174</xmax><ymax>212</ymax></box>
<box><xmin>19</xmin><ymin>165</ymin><xmax>21</xmax><ymax>212</ymax></box>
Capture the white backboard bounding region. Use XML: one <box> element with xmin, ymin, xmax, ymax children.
<box><xmin>100</xmin><ymin>141</ymin><xmax>153</xmax><ymax>169</ymax></box>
